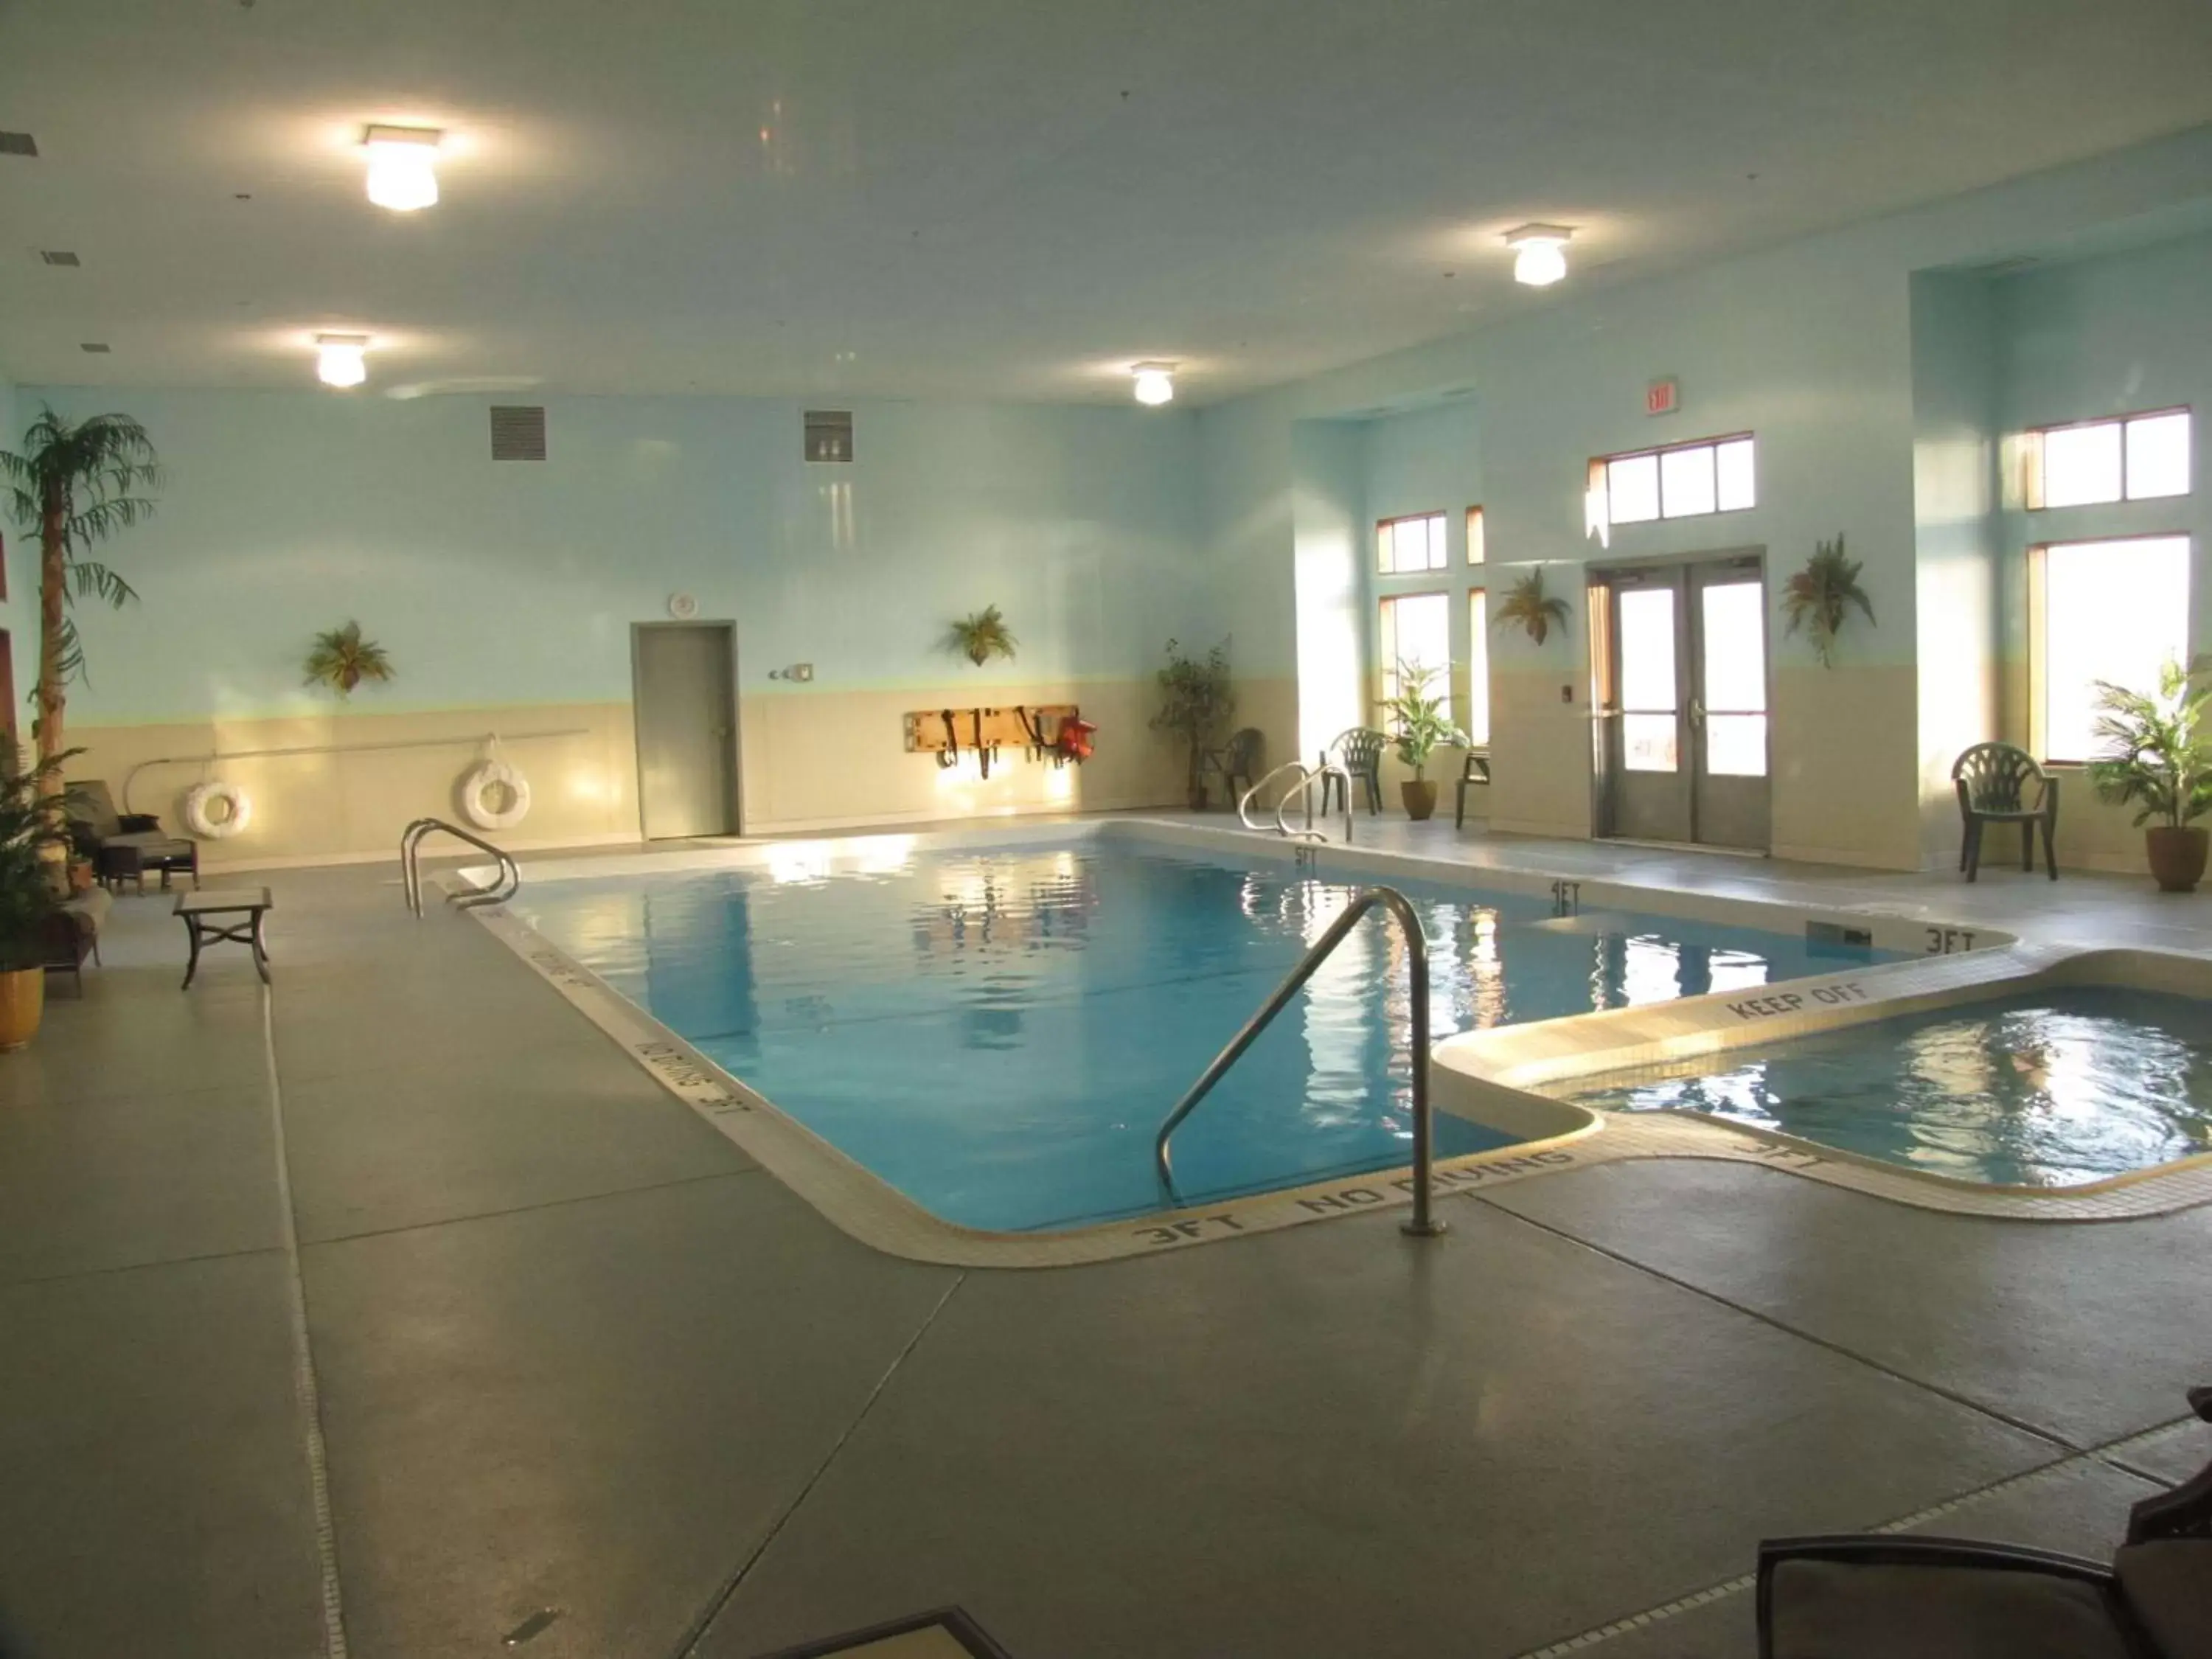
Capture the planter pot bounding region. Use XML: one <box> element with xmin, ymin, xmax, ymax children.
<box><xmin>2146</xmin><ymin>825</ymin><xmax>2209</xmax><ymax>894</ymax></box>
<box><xmin>67</xmin><ymin>860</ymin><xmax>94</xmax><ymax>896</ymax></box>
<box><xmin>1401</xmin><ymin>779</ymin><xmax>1439</xmax><ymax>821</ymax></box>
<box><xmin>0</xmin><ymin>966</ymin><xmax>44</xmax><ymax>1053</ymax></box>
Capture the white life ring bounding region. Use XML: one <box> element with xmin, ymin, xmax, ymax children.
<box><xmin>184</xmin><ymin>779</ymin><xmax>253</xmax><ymax>840</ymax></box>
<box><xmin>462</xmin><ymin>759</ymin><xmax>532</xmax><ymax>830</ymax></box>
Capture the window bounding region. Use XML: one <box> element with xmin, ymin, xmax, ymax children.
<box><xmin>1465</xmin><ymin>589</ymin><xmax>1490</xmax><ymax>745</ymax></box>
<box><xmin>1377</xmin><ymin>511</ymin><xmax>1448</xmax><ymax>574</ymax></box>
<box><xmin>1464</xmin><ymin>506</ymin><xmax>1485</xmax><ymax>566</ymax></box>
<box><xmin>2034</xmin><ymin>535</ymin><xmax>2191</xmax><ymax>764</ymax></box>
<box><xmin>1378</xmin><ymin>591</ymin><xmax>1450</xmax><ymax>703</ymax></box>
<box><xmin>2024</xmin><ymin>408</ymin><xmax>2191</xmax><ymax>508</ymax></box>
<box><xmin>1591</xmin><ymin>434</ymin><xmax>1755</xmax><ymax>529</ymax></box>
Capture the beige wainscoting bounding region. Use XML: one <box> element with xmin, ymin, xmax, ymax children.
<box><xmin>1770</xmin><ymin>664</ymin><xmax>1924</xmax><ymax>870</ymax></box>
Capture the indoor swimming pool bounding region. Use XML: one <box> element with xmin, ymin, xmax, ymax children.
<box><xmin>509</xmin><ymin>838</ymin><xmax>1896</xmax><ymax>1230</ymax></box>
<box><xmin>1557</xmin><ymin>986</ymin><xmax>2212</xmax><ymax>1186</ymax></box>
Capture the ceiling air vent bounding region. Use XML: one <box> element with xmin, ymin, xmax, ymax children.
<box><xmin>0</xmin><ymin>132</ymin><xmax>37</xmax><ymax>158</ymax></box>
<box><xmin>804</xmin><ymin>409</ymin><xmax>853</xmax><ymax>463</ymax></box>
<box><xmin>41</xmin><ymin>250</ymin><xmax>80</xmax><ymax>266</ymax></box>
<box><xmin>489</xmin><ymin>405</ymin><xmax>547</xmax><ymax>462</ymax></box>
<box><xmin>80</xmin><ymin>342</ymin><xmax>111</xmax><ymax>353</ymax></box>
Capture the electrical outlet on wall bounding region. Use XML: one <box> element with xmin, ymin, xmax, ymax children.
<box><xmin>1561</xmin><ymin>684</ymin><xmax>1574</xmax><ymax>703</ymax></box>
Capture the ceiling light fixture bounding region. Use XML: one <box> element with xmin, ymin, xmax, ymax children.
<box><xmin>315</xmin><ymin>333</ymin><xmax>369</xmax><ymax>387</ymax></box>
<box><xmin>1131</xmin><ymin>362</ymin><xmax>1177</xmax><ymax>406</ymax></box>
<box><xmin>362</xmin><ymin>124</ymin><xmax>441</xmax><ymax>211</ymax></box>
<box><xmin>1503</xmin><ymin>223</ymin><xmax>1573</xmax><ymax>287</ymax></box>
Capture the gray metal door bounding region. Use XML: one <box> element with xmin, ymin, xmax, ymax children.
<box><xmin>632</xmin><ymin>622</ymin><xmax>738</xmax><ymax>839</ymax></box>
<box><xmin>1593</xmin><ymin>555</ymin><xmax>1770</xmax><ymax>850</ymax></box>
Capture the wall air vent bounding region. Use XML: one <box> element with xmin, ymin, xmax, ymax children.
<box><xmin>0</xmin><ymin>132</ymin><xmax>37</xmax><ymax>158</ymax></box>
<box><xmin>80</xmin><ymin>342</ymin><xmax>111</xmax><ymax>353</ymax></box>
<box><xmin>489</xmin><ymin>405</ymin><xmax>547</xmax><ymax>462</ymax></box>
<box><xmin>804</xmin><ymin>409</ymin><xmax>854</xmax><ymax>463</ymax></box>
<box><xmin>40</xmin><ymin>250</ymin><xmax>80</xmax><ymax>266</ymax></box>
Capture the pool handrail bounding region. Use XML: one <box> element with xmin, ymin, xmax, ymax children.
<box><xmin>400</xmin><ymin>818</ymin><xmax>521</xmax><ymax>915</ymax></box>
<box><xmin>1153</xmin><ymin>884</ymin><xmax>1444</xmax><ymax>1239</ymax></box>
<box><xmin>1237</xmin><ymin>759</ymin><xmax>1353</xmax><ymax>845</ymax></box>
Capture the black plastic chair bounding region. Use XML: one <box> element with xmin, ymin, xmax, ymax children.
<box><xmin>1454</xmin><ymin>748</ymin><xmax>1492</xmax><ymax>828</ymax></box>
<box><xmin>1954</xmin><ymin>742</ymin><xmax>2059</xmax><ymax>881</ymax></box>
<box><xmin>1319</xmin><ymin>728</ymin><xmax>1385</xmax><ymax>815</ymax></box>
<box><xmin>1758</xmin><ymin>1385</ymin><xmax>2212</xmax><ymax>1658</ymax></box>
<box><xmin>1198</xmin><ymin>727</ymin><xmax>1264</xmax><ymax>809</ymax></box>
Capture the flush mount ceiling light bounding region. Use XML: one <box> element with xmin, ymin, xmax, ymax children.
<box><xmin>362</xmin><ymin>124</ymin><xmax>441</xmax><ymax>211</ymax></box>
<box><xmin>1503</xmin><ymin>223</ymin><xmax>1573</xmax><ymax>287</ymax></box>
<box><xmin>315</xmin><ymin>333</ymin><xmax>370</xmax><ymax>387</ymax></box>
<box><xmin>1131</xmin><ymin>362</ymin><xmax>1177</xmax><ymax>406</ymax></box>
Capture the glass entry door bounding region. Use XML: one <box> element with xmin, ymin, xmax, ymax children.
<box><xmin>1593</xmin><ymin>555</ymin><xmax>1769</xmax><ymax>849</ymax></box>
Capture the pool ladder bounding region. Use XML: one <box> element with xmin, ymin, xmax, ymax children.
<box><xmin>1153</xmin><ymin>885</ymin><xmax>1444</xmax><ymax>1239</ymax></box>
<box><xmin>400</xmin><ymin>818</ymin><xmax>521</xmax><ymax>915</ymax></box>
<box><xmin>1238</xmin><ymin>759</ymin><xmax>1354</xmax><ymax>845</ymax></box>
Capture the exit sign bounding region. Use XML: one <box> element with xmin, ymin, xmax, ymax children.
<box><xmin>1646</xmin><ymin>378</ymin><xmax>1680</xmax><ymax>416</ymax></box>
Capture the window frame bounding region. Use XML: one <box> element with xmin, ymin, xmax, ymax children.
<box><xmin>1377</xmin><ymin>588</ymin><xmax>1452</xmax><ymax>707</ymax></box>
<box><xmin>1590</xmin><ymin>431</ymin><xmax>1756</xmax><ymax>529</ymax></box>
<box><xmin>1464</xmin><ymin>586</ymin><xmax>1490</xmax><ymax>747</ymax></box>
<box><xmin>2022</xmin><ymin>406</ymin><xmax>2193</xmax><ymax>510</ymax></box>
<box><xmin>2027</xmin><ymin>529</ymin><xmax>2194</xmax><ymax>765</ymax></box>
<box><xmin>1375</xmin><ymin>509</ymin><xmax>1449</xmax><ymax>576</ymax></box>
<box><xmin>1464</xmin><ymin>505</ymin><xmax>1485</xmax><ymax>567</ymax></box>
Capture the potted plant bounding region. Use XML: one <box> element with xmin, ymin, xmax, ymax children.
<box><xmin>1151</xmin><ymin>638</ymin><xmax>1234</xmax><ymax>810</ymax></box>
<box><xmin>2087</xmin><ymin>658</ymin><xmax>2212</xmax><ymax>893</ymax></box>
<box><xmin>1</xmin><ymin>407</ymin><xmax>162</xmax><ymax>770</ymax></box>
<box><xmin>947</xmin><ymin>605</ymin><xmax>1018</xmax><ymax>667</ymax></box>
<box><xmin>1377</xmin><ymin>660</ymin><xmax>1470</xmax><ymax>821</ymax></box>
<box><xmin>1493</xmin><ymin>568</ymin><xmax>1571</xmax><ymax>644</ymax></box>
<box><xmin>0</xmin><ymin>743</ymin><xmax>75</xmax><ymax>1051</ymax></box>
<box><xmin>304</xmin><ymin>621</ymin><xmax>395</xmax><ymax>697</ymax></box>
<box><xmin>1783</xmin><ymin>534</ymin><xmax>1875</xmax><ymax>667</ymax></box>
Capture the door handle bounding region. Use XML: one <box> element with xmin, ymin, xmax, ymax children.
<box><xmin>1688</xmin><ymin>700</ymin><xmax>1705</xmax><ymax>726</ymax></box>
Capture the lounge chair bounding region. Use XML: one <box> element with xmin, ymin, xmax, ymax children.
<box><xmin>1758</xmin><ymin>1384</ymin><xmax>2212</xmax><ymax>1657</ymax></box>
<box><xmin>67</xmin><ymin>779</ymin><xmax>200</xmax><ymax>895</ymax></box>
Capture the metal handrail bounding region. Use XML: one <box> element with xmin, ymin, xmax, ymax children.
<box><xmin>1237</xmin><ymin>760</ymin><xmax>1352</xmax><ymax>845</ymax></box>
<box><xmin>1153</xmin><ymin>885</ymin><xmax>1446</xmax><ymax>1239</ymax></box>
<box><xmin>401</xmin><ymin>818</ymin><xmax>521</xmax><ymax>915</ymax></box>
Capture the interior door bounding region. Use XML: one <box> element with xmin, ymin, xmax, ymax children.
<box><xmin>1599</xmin><ymin>567</ymin><xmax>1693</xmax><ymax>841</ymax></box>
<box><xmin>633</xmin><ymin>622</ymin><xmax>739</xmax><ymax>839</ymax></box>
<box><xmin>1688</xmin><ymin>559</ymin><xmax>1771</xmax><ymax>849</ymax></box>
<box><xmin>1594</xmin><ymin>555</ymin><xmax>1770</xmax><ymax>849</ymax></box>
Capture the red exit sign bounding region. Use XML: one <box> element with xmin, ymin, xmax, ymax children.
<box><xmin>1646</xmin><ymin>378</ymin><xmax>1680</xmax><ymax>416</ymax></box>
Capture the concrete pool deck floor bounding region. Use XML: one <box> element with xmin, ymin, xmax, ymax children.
<box><xmin>2</xmin><ymin>820</ymin><xmax>2210</xmax><ymax>1658</ymax></box>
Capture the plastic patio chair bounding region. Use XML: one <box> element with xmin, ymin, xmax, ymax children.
<box><xmin>1454</xmin><ymin>748</ymin><xmax>1493</xmax><ymax>828</ymax></box>
<box><xmin>1319</xmin><ymin>728</ymin><xmax>1386</xmax><ymax>815</ymax></box>
<box><xmin>1757</xmin><ymin>1385</ymin><xmax>2212</xmax><ymax>1658</ymax></box>
<box><xmin>1953</xmin><ymin>742</ymin><xmax>2059</xmax><ymax>882</ymax></box>
<box><xmin>1198</xmin><ymin>727</ymin><xmax>1265</xmax><ymax>808</ymax></box>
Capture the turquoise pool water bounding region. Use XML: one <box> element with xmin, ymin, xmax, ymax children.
<box><xmin>512</xmin><ymin>840</ymin><xmax>1893</xmax><ymax>1230</ymax></box>
<box><xmin>1559</xmin><ymin>987</ymin><xmax>2212</xmax><ymax>1186</ymax></box>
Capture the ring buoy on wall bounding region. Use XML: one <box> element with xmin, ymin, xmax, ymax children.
<box><xmin>462</xmin><ymin>759</ymin><xmax>532</xmax><ymax>830</ymax></box>
<box><xmin>184</xmin><ymin>779</ymin><xmax>253</xmax><ymax>840</ymax></box>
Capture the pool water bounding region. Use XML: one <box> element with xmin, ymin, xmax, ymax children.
<box><xmin>512</xmin><ymin>841</ymin><xmax>1892</xmax><ymax>1230</ymax></box>
<box><xmin>1558</xmin><ymin>987</ymin><xmax>2212</xmax><ymax>1186</ymax></box>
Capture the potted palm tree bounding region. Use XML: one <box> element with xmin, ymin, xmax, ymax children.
<box><xmin>2088</xmin><ymin>659</ymin><xmax>2212</xmax><ymax>892</ymax></box>
<box><xmin>0</xmin><ymin>743</ymin><xmax>75</xmax><ymax>1051</ymax></box>
<box><xmin>1</xmin><ymin>408</ymin><xmax>163</xmax><ymax>771</ymax></box>
<box><xmin>1377</xmin><ymin>660</ymin><xmax>1470</xmax><ymax>821</ymax></box>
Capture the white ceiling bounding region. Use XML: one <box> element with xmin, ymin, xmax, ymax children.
<box><xmin>3</xmin><ymin>0</ymin><xmax>2210</xmax><ymax>405</ymax></box>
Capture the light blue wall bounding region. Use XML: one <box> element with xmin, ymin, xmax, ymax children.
<box><xmin>21</xmin><ymin>387</ymin><xmax>1205</xmax><ymax>723</ymax></box>
<box><xmin>1993</xmin><ymin>226</ymin><xmax>2212</xmax><ymax>681</ymax></box>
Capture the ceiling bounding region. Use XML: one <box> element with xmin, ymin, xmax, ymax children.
<box><xmin>3</xmin><ymin>0</ymin><xmax>2210</xmax><ymax>406</ymax></box>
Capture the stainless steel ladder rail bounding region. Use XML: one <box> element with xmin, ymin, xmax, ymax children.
<box><xmin>400</xmin><ymin>818</ymin><xmax>521</xmax><ymax>915</ymax></box>
<box><xmin>1152</xmin><ymin>885</ymin><xmax>1446</xmax><ymax>1238</ymax></box>
<box><xmin>1237</xmin><ymin>760</ymin><xmax>1352</xmax><ymax>845</ymax></box>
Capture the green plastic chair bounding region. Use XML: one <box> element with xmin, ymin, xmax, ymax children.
<box><xmin>1198</xmin><ymin>727</ymin><xmax>1265</xmax><ymax>806</ymax></box>
<box><xmin>1320</xmin><ymin>728</ymin><xmax>1386</xmax><ymax>815</ymax></box>
<box><xmin>1952</xmin><ymin>742</ymin><xmax>2058</xmax><ymax>881</ymax></box>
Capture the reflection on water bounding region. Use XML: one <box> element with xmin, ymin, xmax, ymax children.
<box><xmin>514</xmin><ymin>844</ymin><xmax>1892</xmax><ymax>1231</ymax></box>
<box><xmin>1562</xmin><ymin>988</ymin><xmax>2212</xmax><ymax>1186</ymax></box>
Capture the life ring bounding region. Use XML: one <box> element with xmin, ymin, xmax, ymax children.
<box><xmin>184</xmin><ymin>779</ymin><xmax>253</xmax><ymax>840</ymax></box>
<box><xmin>462</xmin><ymin>759</ymin><xmax>532</xmax><ymax>830</ymax></box>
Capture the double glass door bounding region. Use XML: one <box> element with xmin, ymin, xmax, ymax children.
<box><xmin>1593</xmin><ymin>556</ymin><xmax>1770</xmax><ymax>849</ymax></box>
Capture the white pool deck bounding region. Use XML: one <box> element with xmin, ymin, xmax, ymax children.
<box><xmin>4</xmin><ymin>810</ymin><xmax>2211</xmax><ymax>1658</ymax></box>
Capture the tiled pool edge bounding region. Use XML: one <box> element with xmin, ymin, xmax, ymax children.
<box><xmin>455</xmin><ymin>824</ymin><xmax>2212</xmax><ymax>1265</ymax></box>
